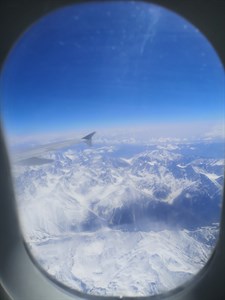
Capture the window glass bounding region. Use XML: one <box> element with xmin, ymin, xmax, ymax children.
<box><xmin>1</xmin><ymin>1</ymin><xmax>224</xmax><ymax>297</ymax></box>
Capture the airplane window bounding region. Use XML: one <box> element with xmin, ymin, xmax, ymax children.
<box><xmin>1</xmin><ymin>1</ymin><xmax>224</xmax><ymax>297</ymax></box>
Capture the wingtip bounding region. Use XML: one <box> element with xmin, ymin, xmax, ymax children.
<box><xmin>82</xmin><ymin>131</ymin><xmax>96</xmax><ymax>146</ymax></box>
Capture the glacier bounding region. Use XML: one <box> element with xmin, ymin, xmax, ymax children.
<box><xmin>12</xmin><ymin>141</ymin><xmax>224</xmax><ymax>296</ymax></box>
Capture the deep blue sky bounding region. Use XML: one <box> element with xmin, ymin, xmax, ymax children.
<box><xmin>1</xmin><ymin>1</ymin><xmax>224</xmax><ymax>136</ymax></box>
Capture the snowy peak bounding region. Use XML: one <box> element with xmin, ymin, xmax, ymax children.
<box><xmin>13</xmin><ymin>141</ymin><xmax>224</xmax><ymax>296</ymax></box>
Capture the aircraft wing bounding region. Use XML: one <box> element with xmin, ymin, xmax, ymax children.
<box><xmin>13</xmin><ymin>131</ymin><xmax>96</xmax><ymax>166</ymax></box>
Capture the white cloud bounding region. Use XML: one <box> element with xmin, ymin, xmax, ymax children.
<box><xmin>203</xmin><ymin>123</ymin><xmax>225</xmax><ymax>140</ymax></box>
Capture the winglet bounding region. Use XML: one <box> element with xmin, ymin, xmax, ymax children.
<box><xmin>82</xmin><ymin>131</ymin><xmax>96</xmax><ymax>146</ymax></box>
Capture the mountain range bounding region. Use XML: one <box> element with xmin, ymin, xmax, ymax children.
<box><xmin>12</xmin><ymin>141</ymin><xmax>224</xmax><ymax>296</ymax></box>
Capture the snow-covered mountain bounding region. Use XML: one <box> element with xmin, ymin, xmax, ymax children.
<box><xmin>12</xmin><ymin>142</ymin><xmax>224</xmax><ymax>296</ymax></box>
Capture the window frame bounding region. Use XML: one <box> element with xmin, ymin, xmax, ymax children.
<box><xmin>0</xmin><ymin>1</ymin><xmax>224</xmax><ymax>299</ymax></box>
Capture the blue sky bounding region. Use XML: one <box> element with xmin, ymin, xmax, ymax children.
<box><xmin>1</xmin><ymin>1</ymin><xmax>224</xmax><ymax>137</ymax></box>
